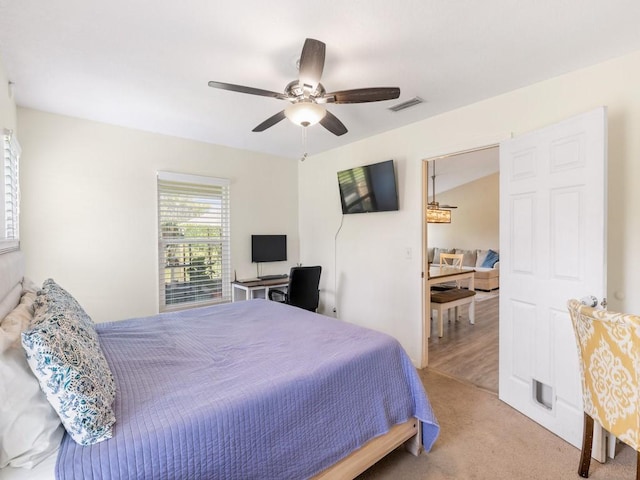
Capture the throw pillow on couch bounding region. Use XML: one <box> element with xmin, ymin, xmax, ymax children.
<box><xmin>427</xmin><ymin>248</ymin><xmax>500</xmax><ymax>269</ymax></box>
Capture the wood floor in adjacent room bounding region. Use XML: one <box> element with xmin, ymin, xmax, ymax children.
<box><xmin>428</xmin><ymin>292</ymin><xmax>498</xmax><ymax>393</ymax></box>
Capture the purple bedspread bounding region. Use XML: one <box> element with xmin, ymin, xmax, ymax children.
<box><xmin>56</xmin><ymin>299</ymin><xmax>439</xmax><ymax>479</ymax></box>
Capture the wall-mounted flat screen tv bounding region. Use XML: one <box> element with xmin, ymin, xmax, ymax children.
<box><xmin>251</xmin><ymin>234</ymin><xmax>287</xmax><ymax>263</ymax></box>
<box><xmin>337</xmin><ymin>159</ymin><xmax>399</xmax><ymax>214</ymax></box>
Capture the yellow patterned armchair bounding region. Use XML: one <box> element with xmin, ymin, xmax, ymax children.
<box><xmin>567</xmin><ymin>299</ymin><xmax>640</xmax><ymax>479</ymax></box>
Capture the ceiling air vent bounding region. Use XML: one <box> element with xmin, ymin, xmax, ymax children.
<box><xmin>388</xmin><ymin>96</ymin><xmax>425</xmax><ymax>112</ymax></box>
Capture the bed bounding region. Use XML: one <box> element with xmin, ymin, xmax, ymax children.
<box><xmin>0</xmin><ymin>250</ymin><xmax>439</xmax><ymax>479</ymax></box>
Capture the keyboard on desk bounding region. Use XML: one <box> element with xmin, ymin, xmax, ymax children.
<box><xmin>258</xmin><ymin>274</ymin><xmax>288</xmax><ymax>281</ymax></box>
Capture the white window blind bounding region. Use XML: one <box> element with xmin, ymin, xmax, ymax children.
<box><xmin>1</xmin><ymin>129</ymin><xmax>20</xmax><ymax>254</ymax></box>
<box><xmin>157</xmin><ymin>172</ymin><xmax>231</xmax><ymax>311</ymax></box>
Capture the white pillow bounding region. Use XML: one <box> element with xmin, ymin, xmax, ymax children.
<box><xmin>0</xmin><ymin>283</ymin><xmax>21</xmax><ymax>322</ymax></box>
<box><xmin>0</xmin><ymin>290</ymin><xmax>64</xmax><ymax>469</ymax></box>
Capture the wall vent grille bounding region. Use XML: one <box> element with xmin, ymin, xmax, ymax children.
<box><xmin>388</xmin><ymin>96</ymin><xmax>425</xmax><ymax>112</ymax></box>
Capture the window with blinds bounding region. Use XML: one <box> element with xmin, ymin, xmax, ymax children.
<box><xmin>157</xmin><ymin>172</ymin><xmax>231</xmax><ymax>310</ymax></box>
<box><xmin>1</xmin><ymin>129</ymin><xmax>20</xmax><ymax>254</ymax></box>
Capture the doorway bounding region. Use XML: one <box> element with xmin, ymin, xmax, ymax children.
<box><xmin>420</xmin><ymin>108</ymin><xmax>607</xmax><ymax>454</ymax></box>
<box><xmin>422</xmin><ymin>145</ymin><xmax>500</xmax><ymax>392</ymax></box>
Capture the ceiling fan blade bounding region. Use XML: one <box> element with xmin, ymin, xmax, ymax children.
<box><xmin>298</xmin><ymin>38</ymin><xmax>326</xmax><ymax>91</ymax></box>
<box><xmin>440</xmin><ymin>205</ymin><xmax>458</xmax><ymax>209</ymax></box>
<box><xmin>319</xmin><ymin>110</ymin><xmax>348</xmax><ymax>136</ymax></box>
<box><xmin>252</xmin><ymin>110</ymin><xmax>286</xmax><ymax>132</ymax></box>
<box><xmin>323</xmin><ymin>87</ymin><xmax>400</xmax><ymax>104</ymax></box>
<box><xmin>208</xmin><ymin>81</ymin><xmax>288</xmax><ymax>100</ymax></box>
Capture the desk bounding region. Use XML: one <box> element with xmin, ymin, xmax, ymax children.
<box><xmin>428</xmin><ymin>266</ymin><xmax>476</xmax><ymax>324</ymax></box>
<box><xmin>231</xmin><ymin>278</ymin><xmax>288</xmax><ymax>302</ymax></box>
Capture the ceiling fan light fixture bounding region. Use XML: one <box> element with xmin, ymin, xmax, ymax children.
<box><xmin>285</xmin><ymin>101</ymin><xmax>326</xmax><ymax>127</ymax></box>
<box><xmin>208</xmin><ymin>38</ymin><xmax>399</xmax><ymax>136</ymax></box>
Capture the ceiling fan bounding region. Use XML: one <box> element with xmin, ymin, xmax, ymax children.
<box><xmin>208</xmin><ymin>38</ymin><xmax>401</xmax><ymax>136</ymax></box>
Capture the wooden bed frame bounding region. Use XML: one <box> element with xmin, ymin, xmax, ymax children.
<box><xmin>0</xmin><ymin>250</ymin><xmax>424</xmax><ymax>479</ymax></box>
<box><xmin>313</xmin><ymin>418</ymin><xmax>422</xmax><ymax>479</ymax></box>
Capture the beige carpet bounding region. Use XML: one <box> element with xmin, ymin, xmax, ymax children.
<box><xmin>356</xmin><ymin>369</ymin><xmax>635</xmax><ymax>479</ymax></box>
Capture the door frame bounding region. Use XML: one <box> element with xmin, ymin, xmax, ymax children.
<box><xmin>421</xmin><ymin>143</ymin><xmax>500</xmax><ymax>368</ymax></box>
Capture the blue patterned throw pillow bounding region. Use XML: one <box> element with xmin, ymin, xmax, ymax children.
<box><xmin>34</xmin><ymin>279</ymin><xmax>115</xmax><ymax>396</ymax></box>
<box><xmin>21</xmin><ymin>279</ymin><xmax>116</xmax><ymax>445</ymax></box>
<box><xmin>34</xmin><ymin>279</ymin><xmax>101</xmax><ymax>345</ymax></box>
<box><xmin>481</xmin><ymin>249</ymin><xmax>500</xmax><ymax>268</ymax></box>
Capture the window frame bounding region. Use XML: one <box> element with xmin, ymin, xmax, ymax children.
<box><xmin>1</xmin><ymin>129</ymin><xmax>20</xmax><ymax>254</ymax></box>
<box><xmin>157</xmin><ymin>171</ymin><xmax>231</xmax><ymax>311</ymax></box>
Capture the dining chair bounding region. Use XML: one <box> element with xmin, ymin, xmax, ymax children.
<box><xmin>430</xmin><ymin>253</ymin><xmax>475</xmax><ymax>337</ymax></box>
<box><xmin>439</xmin><ymin>253</ymin><xmax>464</xmax><ymax>268</ymax></box>
<box><xmin>431</xmin><ymin>287</ymin><xmax>476</xmax><ymax>337</ymax></box>
<box><xmin>434</xmin><ymin>253</ymin><xmax>465</xmax><ymax>290</ymax></box>
<box><xmin>567</xmin><ymin>299</ymin><xmax>640</xmax><ymax>479</ymax></box>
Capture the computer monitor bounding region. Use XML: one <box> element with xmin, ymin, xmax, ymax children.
<box><xmin>251</xmin><ymin>235</ymin><xmax>287</xmax><ymax>263</ymax></box>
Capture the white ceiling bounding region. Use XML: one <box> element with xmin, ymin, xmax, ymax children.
<box><xmin>1</xmin><ymin>0</ymin><xmax>640</xmax><ymax>160</ymax></box>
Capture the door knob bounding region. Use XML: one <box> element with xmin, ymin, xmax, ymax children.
<box><xmin>580</xmin><ymin>295</ymin><xmax>598</xmax><ymax>308</ymax></box>
<box><xmin>579</xmin><ymin>296</ymin><xmax>607</xmax><ymax>310</ymax></box>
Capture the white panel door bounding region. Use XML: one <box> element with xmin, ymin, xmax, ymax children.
<box><xmin>499</xmin><ymin>107</ymin><xmax>607</xmax><ymax>452</ymax></box>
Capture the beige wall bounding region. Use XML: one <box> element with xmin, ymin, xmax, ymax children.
<box><xmin>428</xmin><ymin>173</ymin><xmax>499</xmax><ymax>251</ymax></box>
<box><xmin>8</xmin><ymin>49</ymin><xmax>640</xmax><ymax>363</ymax></box>
<box><xmin>300</xmin><ymin>49</ymin><xmax>640</xmax><ymax>364</ymax></box>
<box><xmin>17</xmin><ymin>108</ymin><xmax>299</xmax><ymax>322</ymax></box>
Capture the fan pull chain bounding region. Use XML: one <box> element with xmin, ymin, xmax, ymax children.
<box><xmin>301</xmin><ymin>126</ymin><xmax>308</xmax><ymax>161</ymax></box>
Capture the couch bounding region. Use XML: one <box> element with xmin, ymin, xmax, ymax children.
<box><xmin>428</xmin><ymin>247</ymin><xmax>500</xmax><ymax>291</ymax></box>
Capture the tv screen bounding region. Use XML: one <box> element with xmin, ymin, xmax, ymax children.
<box><xmin>337</xmin><ymin>159</ymin><xmax>399</xmax><ymax>214</ymax></box>
<box><xmin>251</xmin><ymin>235</ymin><xmax>287</xmax><ymax>263</ymax></box>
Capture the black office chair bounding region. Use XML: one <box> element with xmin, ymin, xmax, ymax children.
<box><xmin>268</xmin><ymin>266</ymin><xmax>322</xmax><ymax>312</ymax></box>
